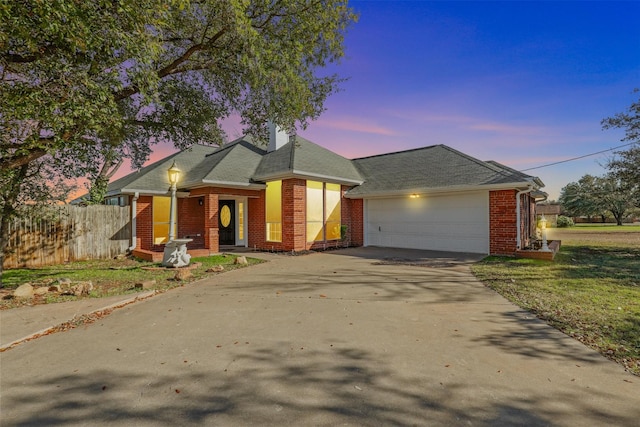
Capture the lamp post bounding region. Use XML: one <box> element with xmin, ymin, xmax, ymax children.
<box><xmin>540</xmin><ymin>214</ymin><xmax>550</xmax><ymax>252</ymax></box>
<box><xmin>167</xmin><ymin>161</ymin><xmax>181</xmax><ymax>242</ymax></box>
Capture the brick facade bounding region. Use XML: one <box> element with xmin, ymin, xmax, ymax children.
<box><xmin>134</xmin><ymin>185</ymin><xmax>531</xmax><ymax>258</ymax></box>
<box><xmin>489</xmin><ymin>190</ymin><xmax>517</xmax><ymax>255</ymax></box>
<box><xmin>341</xmin><ymin>187</ymin><xmax>364</xmax><ymax>247</ymax></box>
<box><xmin>489</xmin><ymin>189</ymin><xmax>536</xmax><ymax>255</ymax></box>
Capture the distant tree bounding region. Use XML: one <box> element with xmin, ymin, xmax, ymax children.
<box><xmin>602</xmin><ymin>89</ymin><xmax>640</xmax><ymax>207</ymax></box>
<box><xmin>559</xmin><ymin>175</ymin><xmax>606</xmax><ymax>221</ymax></box>
<box><xmin>560</xmin><ymin>174</ymin><xmax>634</xmax><ymax>226</ymax></box>
<box><xmin>0</xmin><ymin>0</ymin><xmax>357</xmax><ymax>284</ymax></box>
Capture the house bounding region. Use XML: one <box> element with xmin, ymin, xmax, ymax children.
<box><xmin>536</xmin><ymin>203</ymin><xmax>561</xmax><ymax>227</ymax></box>
<box><xmin>105</xmin><ymin>125</ymin><xmax>546</xmax><ymax>261</ymax></box>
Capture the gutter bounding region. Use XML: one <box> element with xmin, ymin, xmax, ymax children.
<box><xmin>128</xmin><ymin>192</ymin><xmax>139</xmax><ymax>252</ymax></box>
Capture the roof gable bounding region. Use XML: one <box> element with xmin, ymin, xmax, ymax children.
<box><xmin>254</xmin><ymin>136</ymin><xmax>363</xmax><ymax>184</ymax></box>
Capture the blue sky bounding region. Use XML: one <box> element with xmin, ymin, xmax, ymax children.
<box><xmin>140</xmin><ymin>1</ymin><xmax>640</xmax><ymax>200</ymax></box>
<box><xmin>298</xmin><ymin>0</ymin><xmax>640</xmax><ymax>200</ymax></box>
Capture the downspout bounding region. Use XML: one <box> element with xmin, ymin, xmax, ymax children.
<box><xmin>128</xmin><ymin>192</ymin><xmax>139</xmax><ymax>252</ymax></box>
<box><xmin>515</xmin><ymin>185</ymin><xmax>534</xmax><ymax>250</ymax></box>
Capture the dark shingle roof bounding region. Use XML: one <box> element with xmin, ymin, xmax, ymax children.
<box><xmin>107</xmin><ymin>139</ymin><xmax>542</xmax><ymax>198</ymax></box>
<box><xmin>347</xmin><ymin>144</ymin><xmax>542</xmax><ymax>197</ymax></box>
<box><xmin>253</xmin><ymin>135</ymin><xmax>363</xmax><ymax>184</ymax></box>
<box><xmin>107</xmin><ymin>144</ymin><xmax>218</xmax><ymax>195</ymax></box>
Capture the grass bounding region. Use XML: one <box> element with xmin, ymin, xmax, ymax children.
<box><xmin>472</xmin><ymin>229</ymin><xmax>640</xmax><ymax>376</ymax></box>
<box><xmin>566</xmin><ymin>224</ymin><xmax>640</xmax><ymax>232</ymax></box>
<box><xmin>1</xmin><ymin>254</ymin><xmax>264</xmax><ymax>309</ymax></box>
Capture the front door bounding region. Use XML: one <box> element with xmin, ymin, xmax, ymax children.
<box><xmin>219</xmin><ymin>200</ymin><xmax>235</xmax><ymax>245</ymax></box>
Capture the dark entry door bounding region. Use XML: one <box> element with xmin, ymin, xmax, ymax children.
<box><xmin>219</xmin><ymin>200</ymin><xmax>235</xmax><ymax>245</ymax></box>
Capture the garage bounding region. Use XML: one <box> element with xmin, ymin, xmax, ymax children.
<box><xmin>364</xmin><ymin>191</ymin><xmax>490</xmax><ymax>254</ymax></box>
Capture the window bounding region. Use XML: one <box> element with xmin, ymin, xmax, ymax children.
<box><xmin>153</xmin><ymin>196</ymin><xmax>176</xmax><ymax>244</ymax></box>
<box><xmin>306</xmin><ymin>181</ymin><xmax>324</xmax><ymax>241</ymax></box>
<box><xmin>325</xmin><ymin>183</ymin><xmax>341</xmax><ymax>240</ymax></box>
<box><xmin>265</xmin><ymin>180</ymin><xmax>282</xmax><ymax>242</ymax></box>
<box><xmin>306</xmin><ymin>181</ymin><xmax>341</xmax><ymax>242</ymax></box>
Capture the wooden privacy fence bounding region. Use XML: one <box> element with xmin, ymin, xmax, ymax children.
<box><xmin>4</xmin><ymin>205</ymin><xmax>131</xmax><ymax>269</ymax></box>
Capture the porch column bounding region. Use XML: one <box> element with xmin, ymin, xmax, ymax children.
<box><xmin>204</xmin><ymin>193</ymin><xmax>219</xmax><ymax>253</ymax></box>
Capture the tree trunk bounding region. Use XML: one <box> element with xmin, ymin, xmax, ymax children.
<box><xmin>0</xmin><ymin>164</ymin><xmax>29</xmax><ymax>287</ymax></box>
<box><xmin>0</xmin><ymin>214</ymin><xmax>11</xmax><ymax>288</ymax></box>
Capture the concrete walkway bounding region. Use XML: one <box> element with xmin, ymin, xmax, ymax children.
<box><xmin>1</xmin><ymin>247</ymin><xmax>638</xmax><ymax>426</ymax></box>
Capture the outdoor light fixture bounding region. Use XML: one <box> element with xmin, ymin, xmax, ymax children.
<box><xmin>167</xmin><ymin>161</ymin><xmax>181</xmax><ymax>242</ymax></box>
<box><xmin>409</xmin><ymin>194</ymin><xmax>420</xmax><ymax>199</ymax></box>
<box><xmin>540</xmin><ymin>214</ymin><xmax>550</xmax><ymax>252</ymax></box>
<box><xmin>167</xmin><ymin>161</ymin><xmax>181</xmax><ymax>185</ymax></box>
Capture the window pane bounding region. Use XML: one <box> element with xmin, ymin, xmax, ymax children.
<box><xmin>153</xmin><ymin>196</ymin><xmax>176</xmax><ymax>244</ymax></box>
<box><xmin>306</xmin><ymin>180</ymin><xmax>324</xmax><ymax>223</ymax></box>
<box><xmin>307</xmin><ymin>221</ymin><xmax>323</xmax><ymax>242</ymax></box>
<box><xmin>238</xmin><ymin>202</ymin><xmax>244</xmax><ymax>240</ymax></box>
<box><xmin>325</xmin><ymin>184</ymin><xmax>341</xmax><ymax>224</ymax></box>
<box><xmin>153</xmin><ymin>197</ymin><xmax>171</xmax><ymax>223</ymax></box>
<box><xmin>326</xmin><ymin>221</ymin><xmax>341</xmax><ymax>240</ymax></box>
<box><xmin>266</xmin><ymin>181</ymin><xmax>282</xmax><ymax>223</ymax></box>
<box><xmin>266</xmin><ymin>222</ymin><xmax>282</xmax><ymax>242</ymax></box>
<box><xmin>154</xmin><ymin>224</ymin><xmax>169</xmax><ymax>244</ymax></box>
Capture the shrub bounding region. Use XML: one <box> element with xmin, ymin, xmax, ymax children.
<box><xmin>556</xmin><ymin>215</ymin><xmax>574</xmax><ymax>228</ymax></box>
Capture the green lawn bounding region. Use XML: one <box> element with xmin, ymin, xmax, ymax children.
<box><xmin>567</xmin><ymin>224</ymin><xmax>640</xmax><ymax>232</ymax></box>
<box><xmin>1</xmin><ymin>254</ymin><xmax>263</xmax><ymax>308</ymax></box>
<box><xmin>472</xmin><ymin>227</ymin><xmax>640</xmax><ymax>376</ymax></box>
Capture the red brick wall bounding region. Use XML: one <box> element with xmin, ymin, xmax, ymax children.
<box><xmin>177</xmin><ymin>197</ymin><xmax>205</xmax><ymax>248</ymax></box>
<box><xmin>248</xmin><ymin>191</ymin><xmax>266</xmax><ymax>250</ymax></box>
<box><xmin>203</xmin><ymin>193</ymin><xmax>219</xmax><ymax>253</ymax></box>
<box><xmin>283</xmin><ymin>179</ymin><xmax>307</xmax><ymax>251</ymax></box>
<box><xmin>340</xmin><ymin>187</ymin><xmax>363</xmax><ymax>247</ymax></box>
<box><xmin>489</xmin><ymin>190</ymin><xmax>517</xmax><ymax>255</ymax></box>
<box><xmin>136</xmin><ymin>196</ymin><xmax>153</xmax><ymax>251</ymax></box>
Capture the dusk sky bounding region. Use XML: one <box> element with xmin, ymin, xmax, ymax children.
<box><xmin>117</xmin><ymin>1</ymin><xmax>640</xmax><ymax>201</ymax></box>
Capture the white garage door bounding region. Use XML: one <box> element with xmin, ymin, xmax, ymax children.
<box><xmin>365</xmin><ymin>191</ymin><xmax>489</xmax><ymax>254</ymax></box>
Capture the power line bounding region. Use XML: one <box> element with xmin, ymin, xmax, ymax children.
<box><xmin>520</xmin><ymin>142</ymin><xmax>635</xmax><ymax>172</ymax></box>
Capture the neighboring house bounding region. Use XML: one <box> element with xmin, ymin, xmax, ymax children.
<box><xmin>105</xmin><ymin>125</ymin><xmax>546</xmax><ymax>260</ymax></box>
<box><xmin>536</xmin><ymin>203</ymin><xmax>561</xmax><ymax>227</ymax></box>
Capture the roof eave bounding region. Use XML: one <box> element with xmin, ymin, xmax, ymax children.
<box><xmin>253</xmin><ymin>170</ymin><xmax>363</xmax><ymax>186</ymax></box>
<box><xmin>200</xmin><ymin>179</ymin><xmax>267</xmax><ymax>190</ymax></box>
<box><xmin>344</xmin><ymin>181</ymin><xmax>537</xmax><ymax>199</ymax></box>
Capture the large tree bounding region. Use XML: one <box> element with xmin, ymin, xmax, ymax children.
<box><xmin>0</xmin><ymin>0</ymin><xmax>357</xmax><ymax>282</ymax></box>
<box><xmin>559</xmin><ymin>174</ymin><xmax>634</xmax><ymax>226</ymax></box>
<box><xmin>602</xmin><ymin>89</ymin><xmax>640</xmax><ymax>207</ymax></box>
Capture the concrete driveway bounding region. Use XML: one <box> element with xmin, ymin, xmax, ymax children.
<box><xmin>1</xmin><ymin>247</ymin><xmax>638</xmax><ymax>426</ymax></box>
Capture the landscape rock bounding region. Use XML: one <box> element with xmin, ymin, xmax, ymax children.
<box><xmin>134</xmin><ymin>280</ymin><xmax>157</xmax><ymax>290</ymax></box>
<box><xmin>206</xmin><ymin>265</ymin><xmax>225</xmax><ymax>273</ymax></box>
<box><xmin>33</xmin><ymin>287</ymin><xmax>50</xmax><ymax>296</ymax></box>
<box><xmin>57</xmin><ymin>278</ymin><xmax>72</xmax><ymax>286</ymax></box>
<box><xmin>48</xmin><ymin>285</ymin><xmax>62</xmax><ymax>292</ymax></box>
<box><xmin>61</xmin><ymin>281</ymin><xmax>93</xmax><ymax>296</ymax></box>
<box><xmin>234</xmin><ymin>256</ymin><xmax>248</xmax><ymax>265</ymax></box>
<box><xmin>13</xmin><ymin>284</ymin><xmax>34</xmax><ymax>299</ymax></box>
<box><xmin>174</xmin><ymin>269</ymin><xmax>192</xmax><ymax>281</ymax></box>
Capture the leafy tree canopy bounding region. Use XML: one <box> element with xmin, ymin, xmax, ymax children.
<box><xmin>1</xmin><ymin>0</ymin><xmax>357</xmax><ymax>191</ymax></box>
<box><xmin>0</xmin><ymin>0</ymin><xmax>357</xmax><ymax>282</ymax></box>
<box><xmin>559</xmin><ymin>174</ymin><xmax>635</xmax><ymax>225</ymax></box>
<box><xmin>602</xmin><ymin>88</ymin><xmax>640</xmax><ymax>202</ymax></box>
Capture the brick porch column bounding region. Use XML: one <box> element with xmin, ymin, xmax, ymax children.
<box><xmin>204</xmin><ymin>193</ymin><xmax>219</xmax><ymax>253</ymax></box>
<box><xmin>282</xmin><ymin>178</ymin><xmax>306</xmax><ymax>252</ymax></box>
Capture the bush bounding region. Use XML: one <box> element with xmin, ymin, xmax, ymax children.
<box><xmin>556</xmin><ymin>215</ymin><xmax>574</xmax><ymax>228</ymax></box>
